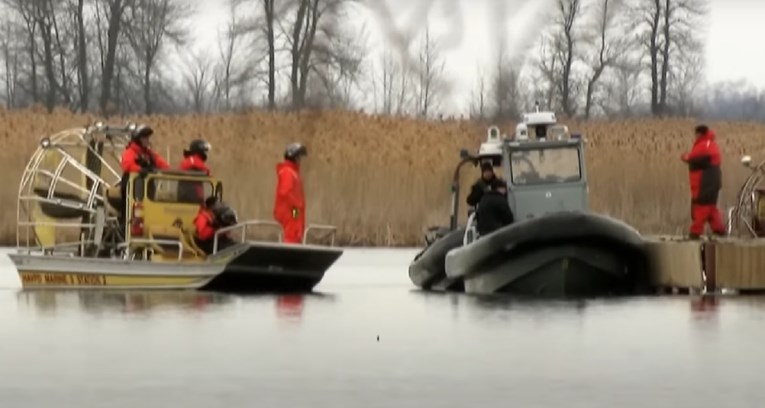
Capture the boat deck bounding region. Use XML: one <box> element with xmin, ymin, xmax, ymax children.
<box><xmin>646</xmin><ymin>235</ymin><xmax>765</xmax><ymax>294</ymax></box>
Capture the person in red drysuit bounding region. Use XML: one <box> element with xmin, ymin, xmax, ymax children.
<box><xmin>273</xmin><ymin>143</ymin><xmax>307</xmax><ymax>244</ymax></box>
<box><xmin>120</xmin><ymin>124</ymin><xmax>170</xmax><ymax>174</ymax></box>
<box><xmin>119</xmin><ymin>124</ymin><xmax>170</xmax><ymax>232</ymax></box>
<box><xmin>681</xmin><ymin>124</ymin><xmax>726</xmax><ymax>239</ymax></box>
<box><xmin>194</xmin><ymin>196</ymin><xmax>217</xmax><ymax>252</ymax></box>
<box><xmin>179</xmin><ymin>139</ymin><xmax>212</xmax><ymax>175</ymax></box>
<box><xmin>178</xmin><ymin>139</ymin><xmax>212</xmax><ymax>203</ymax></box>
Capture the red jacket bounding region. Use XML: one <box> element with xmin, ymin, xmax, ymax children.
<box><xmin>273</xmin><ymin>160</ymin><xmax>305</xmax><ymax>224</ymax></box>
<box><xmin>194</xmin><ymin>208</ymin><xmax>216</xmax><ymax>241</ymax></box>
<box><xmin>681</xmin><ymin>130</ymin><xmax>722</xmax><ymax>204</ymax></box>
<box><xmin>179</xmin><ymin>154</ymin><xmax>210</xmax><ymax>175</ymax></box>
<box><xmin>121</xmin><ymin>141</ymin><xmax>170</xmax><ymax>173</ymax></box>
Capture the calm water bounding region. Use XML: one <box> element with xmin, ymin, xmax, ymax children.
<box><xmin>1</xmin><ymin>248</ymin><xmax>765</xmax><ymax>407</ymax></box>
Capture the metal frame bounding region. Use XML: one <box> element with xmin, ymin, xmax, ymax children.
<box><xmin>727</xmin><ymin>157</ymin><xmax>765</xmax><ymax>238</ymax></box>
<box><xmin>211</xmin><ymin>221</ymin><xmax>339</xmax><ymax>253</ymax></box>
<box><xmin>16</xmin><ymin>123</ymin><xmax>131</xmax><ymax>254</ymax></box>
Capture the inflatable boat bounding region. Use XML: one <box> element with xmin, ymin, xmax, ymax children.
<box><xmin>409</xmin><ymin>106</ymin><xmax>651</xmax><ymax>297</ymax></box>
<box><xmin>445</xmin><ymin>211</ymin><xmax>650</xmax><ymax>296</ymax></box>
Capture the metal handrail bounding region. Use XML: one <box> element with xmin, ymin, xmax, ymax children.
<box><xmin>302</xmin><ymin>224</ymin><xmax>337</xmax><ymax>246</ymax></box>
<box><xmin>463</xmin><ymin>212</ymin><xmax>478</xmax><ymax>245</ymax></box>
<box><xmin>118</xmin><ymin>238</ymin><xmax>184</xmax><ymax>262</ymax></box>
<box><xmin>19</xmin><ymin>240</ymin><xmax>99</xmax><ymax>255</ymax></box>
<box><xmin>213</xmin><ymin>220</ymin><xmax>283</xmax><ymax>253</ymax></box>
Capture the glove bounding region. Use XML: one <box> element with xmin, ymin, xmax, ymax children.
<box><xmin>135</xmin><ymin>156</ymin><xmax>150</xmax><ymax>168</ymax></box>
<box><xmin>291</xmin><ymin>208</ymin><xmax>299</xmax><ymax>219</ymax></box>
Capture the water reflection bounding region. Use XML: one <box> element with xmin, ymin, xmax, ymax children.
<box><xmin>276</xmin><ymin>294</ymin><xmax>305</xmax><ymax>319</ymax></box>
<box><xmin>15</xmin><ymin>290</ymin><xmax>234</xmax><ymax>315</ymax></box>
<box><xmin>14</xmin><ymin>290</ymin><xmax>339</xmax><ymax>324</ymax></box>
<box><xmin>690</xmin><ymin>295</ymin><xmax>719</xmax><ymax>315</ymax></box>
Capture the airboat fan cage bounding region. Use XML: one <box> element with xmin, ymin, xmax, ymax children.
<box><xmin>728</xmin><ymin>156</ymin><xmax>765</xmax><ymax>238</ymax></box>
<box><xmin>16</xmin><ymin>123</ymin><xmax>134</xmax><ymax>252</ymax></box>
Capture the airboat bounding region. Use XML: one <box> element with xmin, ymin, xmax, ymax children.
<box><xmin>11</xmin><ymin>122</ymin><xmax>343</xmax><ymax>292</ymax></box>
<box><xmin>409</xmin><ymin>105</ymin><xmax>652</xmax><ymax>297</ymax></box>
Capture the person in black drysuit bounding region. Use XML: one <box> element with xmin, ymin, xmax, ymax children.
<box><xmin>475</xmin><ymin>178</ymin><xmax>515</xmax><ymax>237</ymax></box>
<box><xmin>466</xmin><ymin>159</ymin><xmax>497</xmax><ymax>208</ymax></box>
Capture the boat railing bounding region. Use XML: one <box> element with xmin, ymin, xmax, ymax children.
<box><xmin>463</xmin><ymin>212</ymin><xmax>479</xmax><ymax>245</ymax></box>
<box><xmin>213</xmin><ymin>220</ymin><xmax>283</xmax><ymax>253</ymax></box>
<box><xmin>303</xmin><ymin>224</ymin><xmax>337</xmax><ymax>246</ymax></box>
<box><xmin>118</xmin><ymin>239</ymin><xmax>185</xmax><ymax>262</ymax></box>
<box><xmin>16</xmin><ymin>240</ymin><xmax>99</xmax><ymax>256</ymax></box>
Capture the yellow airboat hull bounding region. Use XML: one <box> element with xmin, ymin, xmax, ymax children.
<box><xmin>9</xmin><ymin>241</ymin><xmax>344</xmax><ymax>292</ymax></box>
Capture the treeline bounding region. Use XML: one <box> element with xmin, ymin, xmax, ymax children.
<box><xmin>0</xmin><ymin>0</ymin><xmax>763</xmax><ymax>122</ymax></box>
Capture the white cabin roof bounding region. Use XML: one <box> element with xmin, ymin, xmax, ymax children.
<box><xmin>522</xmin><ymin>111</ymin><xmax>557</xmax><ymax>126</ymax></box>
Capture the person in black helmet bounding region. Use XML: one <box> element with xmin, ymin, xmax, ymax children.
<box><xmin>119</xmin><ymin>124</ymin><xmax>169</xmax><ymax>233</ymax></box>
<box><xmin>466</xmin><ymin>158</ymin><xmax>497</xmax><ymax>208</ymax></box>
<box><xmin>475</xmin><ymin>178</ymin><xmax>515</xmax><ymax>237</ymax></box>
<box><xmin>120</xmin><ymin>124</ymin><xmax>170</xmax><ymax>174</ymax></box>
<box><xmin>273</xmin><ymin>142</ymin><xmax>308</xmax><ymax>244</ymax></box>
<box><xmin>178</xmin><ymin>139</ymin><xmax>212</xmax><ymax>203</ymax></box>
<box><xmin>179</xmin><ymin>139</ymin><xmax>212</xmax><ymax>175</ymax></box>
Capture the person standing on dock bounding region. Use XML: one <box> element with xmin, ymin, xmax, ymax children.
<box><xmin>466</xmin><ymin>159</ymin><xmax>497</xmax><ymax>208</ymax></box>
<box><xmin>681</xmin><ymin>124</ymin><xmax>726</xmax><ymax>239</ymax></box>
<box><xmin>273</xmin><ymin>143</ymin><xmax>307</xmax><ymax>244</ymax></box>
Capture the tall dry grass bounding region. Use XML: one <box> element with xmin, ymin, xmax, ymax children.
<box><xmin>2</xmin><ymin>107</ymin><xmax>764</xmax><ymax>246</ymax></box>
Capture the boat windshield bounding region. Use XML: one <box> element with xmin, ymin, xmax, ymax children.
<box><xmin>509</xmin><ymin>146</ymin><xmax>581</xmax><ymax>185</ymax></box>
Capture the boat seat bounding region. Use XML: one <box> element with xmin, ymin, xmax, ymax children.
<box><xmin>147</xmin><ymin>225</ymin><xmax>206</xmax><ymax>260</ymax></box>
<box><xmin>32</xmin><ymin>187</ymin><xmax>90</xmax><ymax>219</ymax></box>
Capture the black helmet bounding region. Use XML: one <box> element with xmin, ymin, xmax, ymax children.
<box><xmin>284</xmin><ymin>142</ymin><xmax>307</xmax><ymax>161</ymax></box>
<box><xmin>130</xmin><ymin>124</ymin><xmax>153</xmax><ymax>141</ymax></box>
<box><xmin>184</xmin><ymin>139</ymin><xmax>211</xmax><ymax>160</ymax></box>
<box><xmin>213</xmin><ymin>201</ymin><xmax>238</xmax><ymax>227</ymax></box>
<box><xmin>480</xmin><ymin>158</ymin><xmax>494</xmax><ymax>171</ymax></box>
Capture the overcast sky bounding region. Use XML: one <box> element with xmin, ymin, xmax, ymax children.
<box><xmin>188</xmin><ymin>0</ymin><xmax>765</xmax><ymax>113</ymax></box>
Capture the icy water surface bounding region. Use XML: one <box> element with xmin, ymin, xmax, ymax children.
<box><xmin>1</xmin><ymin>248</ymin><xmax>764</xmax><ymax>408</ymax></box>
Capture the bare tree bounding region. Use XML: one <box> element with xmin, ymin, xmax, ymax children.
<box><xmin>373</xmin><ymin>49</ymin><xmax>413</xmax><ymax>115</ymax></box>
<box><xmin>490</xmin><ymin>47</ymin><xmax>520</xmax><ymax>120</ymax></box>
<box><xmin>413</xmin><ymin>25</ymin><xmax>446</xmax><ymax>118</ymax></box>
<box><xmin>631</xmin><ymin>0</ymin><xmax>707</xmax><ymax>116</ymax></box>
<box><xmin>260</xmin><ymin>0</ymin><xmax>277</xmax><ymax>109</ymax></box>
<box><xmin>123</xmin><ymin>0</ymin><xmax>190</xmax><ymax>114</ymax></box>
<box><xmin>600</xmin><ymin>55</ymin><xmax>645</xmax><ymax>117</ymax></box>
<box><xmin>182</xmin><ymin>51</ymin><xmax>212</xmax><ymax>113</ymax></box>
<box><xmin>72</xmin><ymin>0</ymin><xmax>90</xmax><ymax>111</ymax></box>
<box><xmin>282</xmin><ymin>0</ymin><xmax>362</xmax><ymax>110</ymax></box>
<box><xmin>469</xmin><ymin>64</ymin><xmax>487</xmax><ymax>119</ymax></box>
<box><xmin>582</xmin><ymin>0</ymin><xmax>624</xmax><ymax>119</ymax></box>
<box><xmin>551</xmin><ymin>0</ymin><xmax>582</xmax><ymax>117</ymax></box>
<box><xmin>211</xmin><ymin>0</ymin><xmax>258</xmax><ymax>112</ymax></box>
<box><xmin>95</xmin><ymin>0</ymin><xmax>129</xmax><ymax>115</ymax></box>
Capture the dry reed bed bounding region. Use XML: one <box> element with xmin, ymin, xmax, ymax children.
<box><xmin>1</xmin><ymin>108</ymin><xmax>764</xmax><ymax>246</ymax></box>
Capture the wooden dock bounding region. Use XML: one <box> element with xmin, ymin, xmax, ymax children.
<box><xmin>645</xmin><ymin>235</ymin><xmax>765</xmax><ymax>294</ymax></box>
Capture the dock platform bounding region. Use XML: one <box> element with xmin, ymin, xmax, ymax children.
<box><xmin>645</xmin><ymin>235</ymin><xmax>765</xmax><ymax>294</ymax></box>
